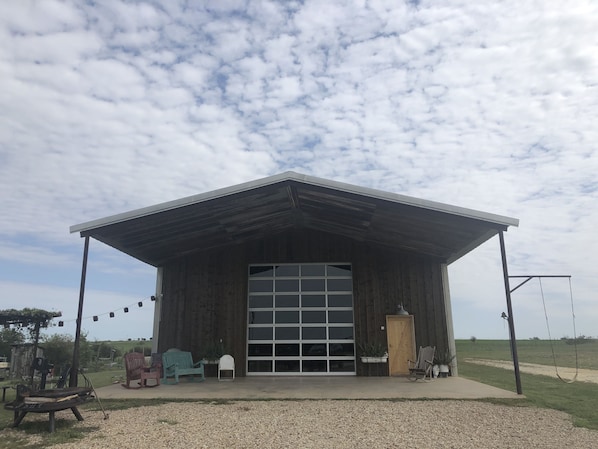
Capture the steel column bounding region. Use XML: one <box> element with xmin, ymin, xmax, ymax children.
<box><xmin>70</xmin><ymin>235</ymin><xmax>89</xmax><ymax>387</ymax></box>
<box><xmin>498</xmin><ymin>231</ymin><xmax>522</xmax><ymax>394</ymax></box>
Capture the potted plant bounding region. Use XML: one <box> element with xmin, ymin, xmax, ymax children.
<box><xmin>200</xmin><ymin>340</ymin><xmax>226</xmax><ymax>363</ymax></box>
<box><xmin>358</xmin><ymin>342</ymin><xmax>388</xmax><ymax>363</ymax></box>
<box><xmin>434</xmin><ymin>350</ymin><xmax>455</xmax><ymax>377</ymax></box>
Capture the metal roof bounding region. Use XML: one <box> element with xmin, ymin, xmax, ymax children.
<box><xmin>70</xmin><ymin>171</ymin><xmax>519</xmax><ymax>266</ymax></box>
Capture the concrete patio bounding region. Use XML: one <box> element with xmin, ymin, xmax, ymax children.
<box><xmin>94</xmin><ymin>376</ymin><xmax>522</xmax><ymax>400</ymax></box>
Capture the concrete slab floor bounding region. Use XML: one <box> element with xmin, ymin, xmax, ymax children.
<box><xmin>93</xmin><ymin>376</ymin><xmax>522</xmax><ymax>401</ymax></box>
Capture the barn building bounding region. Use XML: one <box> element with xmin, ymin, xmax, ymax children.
<box><xmin>70</xmin><ymin>172</ymin><xmax>518</xmax><ymax>377</ymax></box>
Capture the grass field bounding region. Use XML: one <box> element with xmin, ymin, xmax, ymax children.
<box><xmin>456</xmin><ymin>338</ymin><xmax>598</xmax><ymax>370</ymax></box>
<box><xmin>0</xmin><ymin>339</ymin><xmax>596</xmax><ymax>447</ymax></box>
<box><xmin>456</xmin><ymin>339</ymin><xmax>598</xmax><ymax>430</ymax></box>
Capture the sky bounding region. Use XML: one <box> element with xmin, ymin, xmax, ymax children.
<box><xmin>0</xmin><ymin>0</ymin><xmax>596</xmax><ymax>345</ymax></box>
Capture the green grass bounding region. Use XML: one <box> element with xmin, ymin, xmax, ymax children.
<box><xmin>457</xmin><ymin>338</ymin><xmax>598</xmax><ymax>369</ymax></box>
<box><xmin>456</xmin><ymin>339</ymin><xmax>598</xmax><ymax>430</ymax></box>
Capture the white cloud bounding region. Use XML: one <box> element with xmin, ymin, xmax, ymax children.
<box><xmin>0</xmin><ymin>0</ymin><xmax>596</xmax><ymax>340</ymax></box>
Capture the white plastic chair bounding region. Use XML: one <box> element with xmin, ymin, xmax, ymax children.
<box><xmin>218</xmin><ymin>354</ymin><xmax>235</xmax><ymax>381</ymax></box>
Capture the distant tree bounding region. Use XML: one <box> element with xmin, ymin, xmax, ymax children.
<box><xmin>42</xmin><ymin>334</ymin><xmax>75</xmax><ymax>374</ymax></box>
<box><xmin>40</xmin><ymin>332</ymin><xmax>97</xmax><ymax>372</ymax></box>
<box><xmin>0</xmin><ymin>327</ymin><xmax>25</xmax><ymax>358</ymax></box>
<box><xmin>90</xmin><ymin>341</ymin><xmax>122</xmax><ymax>360</ymax></box>
<box><xmin>470</xmin><ymin>336</ymin><xmax>477</xmax><ymax>344</ymax></box>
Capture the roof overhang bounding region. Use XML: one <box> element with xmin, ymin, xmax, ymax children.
<box><xmin>70</xmin><ymin>172</ymin><xmax>519</xmax><ymax>266</ymax></box>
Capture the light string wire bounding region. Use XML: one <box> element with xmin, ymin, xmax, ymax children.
<box><xmin>51</xmin><ymin>295</ymin><xmax>156</xmax><ymax>326</ymax></box>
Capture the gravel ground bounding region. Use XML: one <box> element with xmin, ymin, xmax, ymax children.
<box><xmin>3</xmin><ymin>400</ymin><xmax>596</xmax><ymax>448</ymax></box>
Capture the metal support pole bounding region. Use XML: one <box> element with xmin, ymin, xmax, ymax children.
<box><xmin>499</xmin><ymin>231</ymin><xmax>523</xmax><ymax>394</ymax></box>
<box><xmin>70</xmin><ymin>236</ymin><xmax>90</xmax><ymax>387</ymax></box>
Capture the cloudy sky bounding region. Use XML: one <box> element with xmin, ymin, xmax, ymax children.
<box><xmin>1</xmin><ymin>1</ymin><xmax>596</xmax><ymax>345</ymax></box>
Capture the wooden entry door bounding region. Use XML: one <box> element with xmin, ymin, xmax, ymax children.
<box><xmin>386</xmin><ymin>315</ymin><xmax>416</xmax><ymax>376</ymax></box>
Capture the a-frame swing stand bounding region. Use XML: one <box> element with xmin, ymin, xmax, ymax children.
<box><xmin>507</xmin><ymin>274</ymin><xmax>579</xmax><ymax>384</ymax></box>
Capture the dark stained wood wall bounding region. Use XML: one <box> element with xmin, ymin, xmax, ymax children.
<box><xmin>157</xmin><ymin>228</ymin><xmax>450</xmax><ymax>376</ymax></box>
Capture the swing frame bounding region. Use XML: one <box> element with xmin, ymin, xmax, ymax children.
<box><xmin>508</xmin><ymin>275</ymin><xmax>579</xmax><ymax>383</ymax></box>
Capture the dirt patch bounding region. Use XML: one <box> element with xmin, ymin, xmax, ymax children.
<box><xmin>465</xmin><ymin>358</ymin><xmax>598</xmax><ymax>384</ymax></box>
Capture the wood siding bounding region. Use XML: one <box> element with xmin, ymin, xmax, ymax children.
<box><xmin>157</xmin><ymin>228</ymin><xmax>450</xmax><ymax>376</ymax></box>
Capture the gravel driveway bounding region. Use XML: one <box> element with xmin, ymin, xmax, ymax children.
<box><xmin>3</xmin><ymin>400</ymin><xmax>596</xmax><ymax>448</ymax></box>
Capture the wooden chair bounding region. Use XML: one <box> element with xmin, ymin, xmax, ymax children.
<box><xmin>408</xmin><ymin>346</ymin><xmax>435</xmax><ymax>381</ymax></box>
<box><xmin>218</xmin><ymin>355</ymin><xmax>235</xmax><ymax>381</ymax></box>
<box><xmin>123</xmin><ymin>352</ymin><xmax>160</xmax><ymax>388</ymax></box>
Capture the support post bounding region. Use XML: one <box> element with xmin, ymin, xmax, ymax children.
<box><xmin>499</xmin><ymin>231</ymin><xmax>523</xmax><ymax>394</ymax></box>
<box><xmin>70</xmin><ymin>236</ymin><xmax>90</xmax><ymax>387</ymax></box>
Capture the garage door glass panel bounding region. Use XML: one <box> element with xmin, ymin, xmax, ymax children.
<box><xmin>248</xmin><ymin>295</ymin><xmax>273</xmax><ymax>308</ymax></box>
<box><xmin>247</xmin><ymin>263</ymin><xmax>355</xmax><ymax>375</ymax></box>
<box><xmin>329</xmin><ymin>343</ymin><xmax>354</xmax><ymax>356</ymax></box>
<box><xmin>275</xmin><ymin>295</ymin><xmax>299</xmax><ymax>308</ymax></box>
<box><xmin>328</xmin><ymin>294</ymin><xmax>353</xmax><ymax>307</ymax></box>
<box><xmin>302</xmin><ymin>311</ymin><xmax>326</xmax><ymax>323</ymax></box>
<box><xmin>249</xmin><ymin>279</ymin><xmax>273</xmax><ymax>292</ymax></box>
<box><xmin>328</xmin><ymin>310</ymin><xmax>353</xmax><ymax>323</ymax></box>
<box><xmin>301</xmin><ymin>279</ymin><xmax>325</xmax><ymax>291</ymax></box>
<box><xmin>276</xmin><ymin>279</ymin><xmax>299</xmax><ymax>292</ymax></box>
<box><xmin>301</xmin><ymin>265</ymin><xmax>325</xmax><ymax>276</ymax></box>
<box><xmin>329</xmin><ymin>327</ymin><xmax>353</xmax><ymax>340</ymax></box>
<box><xmin>327</xmin><ymin>278</ymin><xmax>352</xmax><ymax>291</ymax></box>
<box><xmin>275</xmin><ymin>327</ymin><xmax>299</xmax><ymax>340</ymax></box>
<box><xmin>275</xmin><ymin>265</ymin><xmax>299</xmax><ymax>276</ymax></box>
<box><xmin>250</xmin><ymin>266</ymin><xmax>274</xmax><ymax>277</ymax></box>
<box><xmin>276</xmin><ymin>311</ymin><xmax>299</xmax><ymax>323</ymax></box>
<box><xmin>302</xmin><ymin>327</ymin><xmax>326</xmax><ymax>340</ymax></box>
<box><xmin>248</xmin><ymin>344</ymin><xmax>273</xmax><ymax>356</ymax></box>
<box><xmin>248</xmin><ymin>328</ymin><xmax>272</xmax><ymax>340</ymax></box>
<box><xmin>249</xmin><ymin>311</ymin><xmax>273</xmax><ymax>324</ymax></box>
<box><xmin>301</xmin><ymin>295</ymin><xmax>325</xmax><ymax>307</ymax></box>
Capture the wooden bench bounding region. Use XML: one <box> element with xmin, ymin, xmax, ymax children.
<box><xmin>162</xmin><ymin>351</ymin><xmax>205</xmax><ymax>384</ymax></box>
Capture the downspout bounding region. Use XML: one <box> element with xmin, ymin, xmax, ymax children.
<box><xmin>70</xmin><ymin>235</ymin><xmax>89</xmax><ymax>387</ymax></box>
<box><xmin>499</xmin><ymin>231</ymin><xmax>523</xmax><ymax>394</ymax></box>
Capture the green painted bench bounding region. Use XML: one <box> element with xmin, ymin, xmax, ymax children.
<box><xmin>162</xmin><ymin>350</ymin><xmax>205</xmax><ymax>384</ymax></box>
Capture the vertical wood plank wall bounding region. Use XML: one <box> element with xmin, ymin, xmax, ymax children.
<box><xmin>158</xmin><ymin>229</ymin><xmax>450</xmax><ymax>376</ymax></box>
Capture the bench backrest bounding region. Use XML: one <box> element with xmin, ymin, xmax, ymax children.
<box><xmin>163</xmin><ymin>351</ymin><xmax>194</xmax><ymax>369</ymax></box>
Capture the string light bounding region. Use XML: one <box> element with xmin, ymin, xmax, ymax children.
<box><xmin>50</xmin><ymin>295</ymin><xmax>158</xmax><ymax>326</ymax></box>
